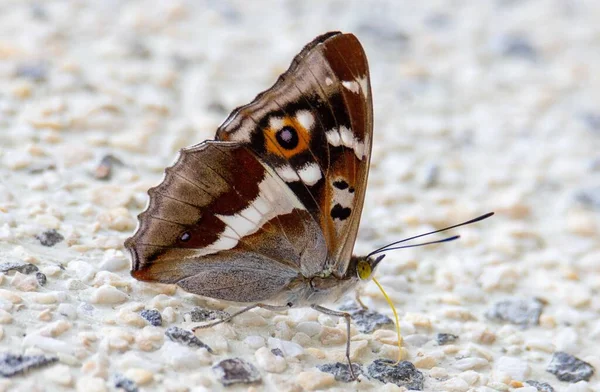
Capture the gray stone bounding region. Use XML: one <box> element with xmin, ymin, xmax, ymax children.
<box><xmin>317</xmin><ymin>362</ymin><xmax>365</xmax><ymax>382</ymax></box>
<box><xmin>35</xmin><ymin>229</ymin><xmax>64</xmax><ymax>247</ymax></box>
<box><xmin>0</xmin><ymin>353</ymin><xmax>58</xmax><ymax>377</ymax></box>
<box><xmin>213</xmin><ymin>358</ymin><xmax>261</xmax><ymax>386</ymax></box>
<box><xmin>140</xmin><ymin>309</ymin><xmax>162</xmax><ymax>327</ymax></box>
<box><xmin>367</xmin><ymin>359</ymin><xmax>424</xmax><ymax>390</ymax></box>
<box><xmin>486</xmin><ymin>297</ymin><xmax>543</xmax><ymax>327</ymax></box>
<box><xmin>187</xmin><ymin>307</ymin><xmax>229</xmax><ymax>323</ymax></box>
<box><xmin>525</xmin><ymin>380</ymin><xmax>555</xmax><ymax>392</ymax></box>
<box><xmin>0</xmin><ymin>262</ymin><xmax>39</xmax><ymax>274</ymax></box>
<box><xmin>437</xmin><ymin>333</ymin><xmax>458</xmax><ymax>345</ymax></box>
<box><xmin>36</xmin><ymin>272</ymin><xmax>47</xmax><ymax>286</ymax></box>
<box><xmin>114</xmin><ymin>373</ymin><xmax>138</xmax><ymax>392</ymax></box>
<box><xmin>164</xmin><ymin>326</ymin><xmax>213</xmax><ymax>353</ymax></box>
<box><xmin>338</xmin><ymin>301</ymin><xmax>393</xmax><ymax>333</ymax></box>
<box><xmin>546</xmin><ymin>352</ymin><xmax>594</xmax><ymax>382</ymax></box>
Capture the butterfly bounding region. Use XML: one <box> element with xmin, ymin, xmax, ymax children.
<box><xmin>125</xmin><ymin>31</ymin><xmax>493</xmax><ymax>381</ymax></box>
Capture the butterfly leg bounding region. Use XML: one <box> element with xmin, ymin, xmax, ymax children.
<box><xmin>192</xmin><ymin>303</ymin><xmax>292</xmax><ymax>332</ymax></box>
<box><xmin>311</xmin><ymin>304</ymin><xmax>359</xmax><ymax>381</ymax></box>
<box><xmin>354</xmin><ymin>288</ymin><xmax>369</xmax><ymax>310</ymax></box>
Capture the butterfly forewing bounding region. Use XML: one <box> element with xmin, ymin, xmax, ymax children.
<box><xmin>216</xmin><ymin>32</ymin><xmax>373</xmax><ymax>276</ymax></box>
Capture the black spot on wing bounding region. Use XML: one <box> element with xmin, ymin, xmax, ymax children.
<box><xmin>331</xmin><ymin>204</ymin><xmax>351</xmax><ymax>220</ymax></box>
<box><xmin>333</xmin><ymin>180</ymin><xmax>349</xmax><ymax>190</ymax></box>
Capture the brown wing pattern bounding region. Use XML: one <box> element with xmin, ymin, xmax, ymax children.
<box><xmin>125</xmin><ymin>142</ymin><xmax>328</xmax><ymax>301</ymax></box>
<box><xmin>216</xmin><ymin>32</ymin><xmax>373</xmax><ymax>275</ymax></box>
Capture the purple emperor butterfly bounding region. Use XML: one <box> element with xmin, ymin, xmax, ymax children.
<box><xmin>125</xmin><ymin>31</ymin><xmax>493</xmax><ymax>380</ymax></box>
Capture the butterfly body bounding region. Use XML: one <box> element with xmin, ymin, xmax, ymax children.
<box><xmin>126</xmin><ymin>31</ymin><xmax>375</xmax><ymax>308</ymax></box>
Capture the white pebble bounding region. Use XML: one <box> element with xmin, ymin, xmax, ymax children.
<box><xmin>76</xmin><ymin>376</ymin><xmax>106</xmax><ymax>392</ymax></box>
<box><xmin>57</xmin><ymin>303</ymin><xmax>77</xmax><ymax>320</ymax></box>
<box><xmin>267</xmin><ymin>337</ymin><xmax>304</xmax><ymax>357</ymax></box>
<box><xmin>255</xmin><ymin>346</ymin><xmax>287</xmax><ymax>373</ymax></box>
<box><xmin>554</xmin><ymin>327</ymin><xmax>579</xmax><ymax>352</ymax></box>
<box><xmin>454</xmin><ymin>357</ymin><xmax>489</xmax><ymax>370</ymax></box>
<box><xmin>90</xmin><ymin>284</ymin><xmax>128</xmax><ymax>304</ymax></box>
<box><xmin>296</xmin><ymin>321</ymin><xmax>323</xmax><ymax>337</ymax></box>
<box><xmin>442</xmin><ymin>377</ymin><xmax>470</xmax><ymax>392</ymax></box>
<box><xmin>243</xmin><ymin>335</ymin><xmax>265</xmax><ymax>349</ymax></box>
<box><xmin>0</xmin><ymin>310</ymin><xmax>12</xmax><ymax>324</ymax></box>
<box><xmin>44</xmin><ymin>364</ymin><xmax>73</xmax><ymax>386</ymax></box>
<box><xmin>124</xmin><ymin>368</ymin><xmax>154</xmax><ymax>385</ymax></box>
<box><xmin>297</xmin><ymin>370</ymin><xmax>336</xmax><ymax>390</ymax></box>
<box><xmin>494</xmin><ymin>356</ymin><xmax>530</xmax><ymax>380</ymax></box>
<box><xmin>39</xmin><ymin>320</ymin><xmax>72</xmax><ymax>337</ymax></box>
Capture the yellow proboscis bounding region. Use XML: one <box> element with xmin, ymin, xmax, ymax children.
<box><xmin>357</xmin><ymin>260</ymin><xmax>403</xmax><ymax>364</ymax></box>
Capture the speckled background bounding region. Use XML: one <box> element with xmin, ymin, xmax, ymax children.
<box><xmin>1</xmin><ymin>1</ymin><xmax>599</xmax><ymax>391</ymax></box>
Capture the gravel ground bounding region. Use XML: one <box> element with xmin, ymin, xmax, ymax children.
<box><xmin>1</xmin><ymin>1</ymin><xmax>599</xmax><ymax>391</ymax></box>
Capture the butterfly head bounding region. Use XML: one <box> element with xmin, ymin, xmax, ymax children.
<box><xmin>354</xmin><ymin>254</ymin><xmax>385</xmax><ymax>281</ymax></box>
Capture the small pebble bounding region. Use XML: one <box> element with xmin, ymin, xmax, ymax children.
<box><xmin>243</xmin><ymin>335</ymin><xmax>265</xmax><ymax>349</ymax></box>
<box><xmin>317</xmin><ymin>362</ymin><xmax>365</xmax><ymax>382</ymax></box>
<box><xmin>486</xmin><ymin>298</ymin><xmax>543</xmax><ymax>327</ymax></box>
<box><xmin>267</xmin><ymin>337</ymin><xmax>303</xmax><ymax>357</ymax></box>
<box><xmin>95</xmin><ymin>154</ymin><xmax>123</xmax><ymax>181</ymax></box>
<box><xmin>35</xmin><ymin>229</ymin><xmax>64</xmax><ymax>247</ymax></box>
<box><xmin>0</xmin><ymin>353</ymin><xmax>58</xmax><ymax>377</ymax></box>
<box><xmin>525</xmin><ymin>380</ymin><xmax>555</xmax><ymax>392</ymax></box>
<box><xmin>297</xmin><ymin>370</ymin><xmax>336</xmax><ymax>390</ymax></box>
<box><xmin>454</xmin><ymin>357</ymin><xmax>489</xmax><ymax>370</ymax></box>
<box><xmin>113</xmin><ymin>373</ymin><xmax>138</xmax><ymax>392</ymax></box>
<box><xmin>36</xmin><ymin>272</ymin><xmax>47</xmax><ymax>286</ymax></box>
<box><xmin>495</xmin><ymin>356</ymin><xmax>531</xmax><ymax>381</ymax></box>
<box><xmin>338</xmin><ymin>301</ymin><xmax>393</xmax><ymax>333</ymax></box>
<box><xmin>255</xmin><ymin>347</ymin><xmax>286</xmax><ymax>373</ymax></box>
<box><xmin>43</xmin><ymin>364</ymin><xmax>73</xmax><ymax>386</ymax></box>
<box><xmin>124</xmin><ymin>368</ymin><xmax>154</xmax><ymax>386</ymax></box>
<box><xmin>76</xmin><ymin>376</ymin><xmax>106</xmax><ymax>392</ymax></box>
<box><xmin>441</xmin><ymin>376</ymin><xmax>470</xmax><ymax>392</ymax></box>
<box><xmin>185</xmin><ymin>307</ymin><xmax>229</xmax><ymax>322</ymax></box>
<box><xmin>212</xmin><ymin>358</ymin><xmax>261</xmax><ymax>386</ymax></box>
<box><xmin>0</xmin><ymin>262</ymin><xmax>38</xmax><ymax>274</ymax></box>
<box><xmin>367</xmin><ymin>359</ymin><xmax>424</xmax><ymax>390</ymax></box>
<box><xmin>437</xmin><ymin>333</ymin><xmax>459</xmax><ymax>345</ymax></box>
<box><xmin>546</xmin><ymin>352</ymin><xmax>594</xmax><ymax>382</ymax></box>
<box><xmin>90</xmin><ymin>285</ymin><xmax>128</xmax><ymax>304</ymax></box>
<box><xmin>140</xmin><ymin>309</ymin><xmax>162</xmax><ymax>326</ymax></box>
<box><xmin>164</xmin><ymin>326</ymin><xmax>213</xmax><ymax>353</ymax></box>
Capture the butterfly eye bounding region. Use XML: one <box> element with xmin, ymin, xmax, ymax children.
<box><xmin>275</xmin><ymin>126</ymin><xmax>299</xmax><ymax>150</ymax></box>
<box><xmin>357</xmin><ymin>260</ymin><xmax>372</xmax><ymax>280</ymax></box>
<box><xmin>180</xmin><ymin>232</ymin><xmax>191</xmax><ymax>242</ymax></box>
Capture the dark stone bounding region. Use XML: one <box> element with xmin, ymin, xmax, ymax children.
<box><xmin>15</xmin><ymin>63</ymin><xmax>48</xmax><ymax>81</ymax></box>
<box><xmin>187</xmin><ymin>307</ymin><xmax>229</xmax><ymax>323</ymax></box>
<box><xmin>576</xmin><ymin>188</ymin><xmax>600</xmax><ymax>210</ymax></box>
<box><xmin>164</xmin><ymin>326</ymin><xmax>213</xmax><ymax>353</ymax></box>
<box><xmin>485</xmin><ymin>297</ymin><xmax>543</xmax><ymax>327</ymax></box>
<box><xmin>213</xmin><ymin>358</ymin><xmax>261</xmax><ymax>386</ymax></box>
<box><xmin>500</xmin><ymin>34</ymin><xmax>538</xmax><ymax>60</ymax></box>
<box><xmin>367</xmin><ymin>359</ymin><xmax>424</xmax><ymax>390</ymax></box>
<box><xmin>271</xmin><ymin>348</ymin><xmax>284</xmax><ymax>357</ymax></box>
<box><xmin>317</xmin><ymin>362</ymin><xmax>365</xmax><ymax>382</ymax></box>
<box><xmin>35</xmin><ymin>272</ymin><xmax>47</xmax><ymax>286</ymax></box>
<box><xmin>35</xmin><ymin>229</ymin><xmax>64</xmax><ymax>247</ymax></box>
<box><xmin>114</xmin><ymin>373</ymin><xmax>138</xmax><ymax>392</ymax></box>
<box><xmin>95</xmin><ymin>154</ymin><xmax>123</xmax><ymax>180</ymax></box>
<box><xmin>0</xmin><ymin>262</ymin><xmax>39</xmax><ymax>274</ymax></box>
<box><xmin>338</xmin><ymin>301</ymin><xmax>393</xmax><ymax>333</ymax></box>
<box><xmin>525</xmin><ymin>380</ymin><xmax>555</xmax><ymax>392</ymax></box>
<box><xmin>581</xmin><ymin>112</ymin><xmax>600</xmax><ymax>132</ymax></box>
<box><xmin>0</xmin><ymin>353</ymin><xmax>58</xmax><ymax>377</ymax></box>
<box><xmin>140</xmin><ymin>309</ymin><xmax>162</xmax><ymax>327</ymax></box>
<box><xmin>546</xmin><ymin>352</ymin><xmax>594</xmax><ymax>382</ymax></box>
<box><xmin>436</xmin><ymin>333</ymin><xmax>458</xmax><ymax>345</ymax></box>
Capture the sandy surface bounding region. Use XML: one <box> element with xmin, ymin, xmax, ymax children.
<box><xmin>1</xmin><ymin>1</ymin><xmax>599</xmax><ymax>391</ymax></box>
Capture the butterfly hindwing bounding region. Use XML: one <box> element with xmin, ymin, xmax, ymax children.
<box><xmin>216</xmin><ymin>32</ymin><xmax>373</xmax><ymax>275</ymax></box>
<box><xmin>126</xmin><ymin>141</ymin><xmax>328</xmax><ymax>301</ymax></box>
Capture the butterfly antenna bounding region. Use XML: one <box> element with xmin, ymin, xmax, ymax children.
<box><xmin>367</xmin><ymin>212</ymin><xmax>494</xmax><ymax>257</ymax></box>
